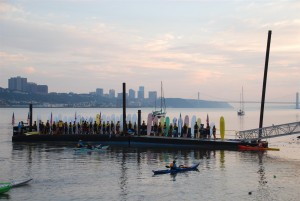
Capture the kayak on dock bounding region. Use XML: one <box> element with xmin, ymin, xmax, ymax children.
<box><xmin>153</xmin><ymin>162</ymin><xmax>200</xmax><ymax>175</ymax></box>
<box><xmin>238</xmin><ymin>145</ymin><xmax>280</xmax><ymax>151</ymax></box>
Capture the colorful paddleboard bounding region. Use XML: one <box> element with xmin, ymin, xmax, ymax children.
<box><xmin>178</xmin><ymin>114</ymin><xmax>183</xmax><ymax>137</ymax></box>
<box><xmin>191</xmin><ymin>115</ymin><xmax>196</xmax><ymax>138</ymax></box>
<box><xmin>165</xmin><ymin>117</ymin><xmax>170</xmax><ymax>136</ymax></box>
<box><xmin>147</xmin><ymin>113</ymin><xmax>153</xmax><ymax>136</ymax></box>
<box><xmin>220</xmin><ymin>116</ymin><xmax>225</xmax><ymax>140</ymax></box>
<box><xmin>196</xmin><ymin>118</ymin><xmax>201</xmax><ymax>138</ymax></box>
<box><xmin>184</xmin><ymin>115</ymin><xmax>189</xmax><ymax>137</ymax></box>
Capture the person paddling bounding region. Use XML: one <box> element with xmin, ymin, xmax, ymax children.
<box><xmin>77</xmin><ymin>140</ymin><xmax>85</xmax><ymax>148</ymax></box>
<box><xmin>169</xmin><ymin>160</ymin><xmax>177</xmax><ymax>170</ymax></box>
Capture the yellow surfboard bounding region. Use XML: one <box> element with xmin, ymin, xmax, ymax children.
<box><xmin>220</xmin><ymin>116</ymin><xmax>225</xmax><ymax>140</ymax></box>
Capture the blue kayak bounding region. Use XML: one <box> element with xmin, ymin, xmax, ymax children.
<box><xmin>152</xmin><ymin>162</ymin><xmax>200</xmax><ymax>175</ymax></box>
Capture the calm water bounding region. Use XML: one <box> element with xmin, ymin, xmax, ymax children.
<box><xmin>1</xmin><ymin>106</ymin><xmax>300</xmax><ymax>201</ymax></box>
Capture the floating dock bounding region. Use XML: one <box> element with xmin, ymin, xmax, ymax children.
<box><xmin>12</xmin><ymin>133</ymin><xmax>250</xmax><ymax>151</ymax></box>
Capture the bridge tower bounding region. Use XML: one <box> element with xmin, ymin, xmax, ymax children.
<box><xmin>297</xmin><ymin>92</ymin><xmax>299</xmax><ymax>109</ymax></box>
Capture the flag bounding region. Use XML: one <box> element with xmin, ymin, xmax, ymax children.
<box><xmin>12</xmin><ymin>112</ymin><xmax>15</xmax><ymax>126</ymax></box>
<box><xmin>50</xmin><ymin>112</ymin><xmax>53</xmax><ymax>125</ymax></box>
<box><xmin>27</xmin><ymin>112</ymin><xmax>30</xmax><ymax>124</ymax></box>
<box><xmin>206</xmin><ymin>114</ymin><xmax>209</xmax><ymax>125</ymax></box>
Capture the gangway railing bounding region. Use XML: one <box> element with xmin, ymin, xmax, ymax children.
<box><xmin>237</xmin><ymin>121</ymin><xmax>300</xmax><ymax>141</ymax></box>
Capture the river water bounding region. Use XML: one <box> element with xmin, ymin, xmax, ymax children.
<box><xmin>1</xmin><ymin>105</ymin><xmax>300</xmax><ymax>201</ymax></box>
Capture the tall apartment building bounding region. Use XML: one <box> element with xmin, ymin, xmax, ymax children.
<box><xmin>129</xmin><ymin>89</ymin><xmax>135</xmax><ymax>99</ymax></box>
<box><xmin>138</xmin><ymin>86</ymin><xmax>144</xmax><ymax>99</ymax></box>
<box><xmin>109</xmin><ymin>89</ymin><xmax>115</xmax><ymax>98</ymax></box>
<box><xmin>148</xmin><ymin>91</ymin><xmax>157</xmax><ymax>102</ymax></box>
<box><xmin>96</xmin><ymin>88</ymin><xmax>104</xmax><ymax>96</ymax></box>
<box><xmin>8</xmin><ymin>76</ymin><xmax>48</xmax><ymax>94</ymax></box>
<box><xmin>8</xmin><ymin>76</ymin><xmax>27</xmax><ymax>91</ymax></box>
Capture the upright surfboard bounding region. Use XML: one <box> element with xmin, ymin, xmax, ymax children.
<box><xmin>196</xmin><ymin>118</ymin><xmax>201</xmax><ymax>138</ymax></box>
<box><xmin>165</xmin><ymin>117</ymin><xmax>170</xmax><ymax>137</ymax></box>
<box><xmin>191</xmin><ymin>115</ymin><xmax>196</xmax><ymax>138</ymax></box>
<box><xmin>184</xmin><ymin>115</ymin><xmax>189</xmax><ymax>137</ymax></box>
<box><xmin>160</xmin><ymin>117</ymin><xmax>165</xmax><ymax>136</ymax></box>
<box><xmin>220</xmin><ymin>116</ymin><xmax>225</xmax><ymax>140</ymax></box>
<box><xmin>172</xmin><ymin>117</ymin><xmax>177</xmax><ymax>137</ymax></box>
<box><xmin>146</xmin><ymin>113</ymin><xmax>153</xmax><ymax>136</ymax></box>
<box><xmin>96</xmin><ymin>114</ymin><xmax>100</xmax><ymax>124</ymax></box>
<box><xmin>178</xmin><ymin>114</ymin><xmax>183</xmax><ymax>137</ymax></box>
<box><xmin>210</xmin><ymin>122</ymin><xmax>215</xmax><ymax>138</ymax></box>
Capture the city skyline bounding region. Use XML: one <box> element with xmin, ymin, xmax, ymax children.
<box><xmin>1</xmin><ymin>1</ymin><xmax>299</xmax><ymax>102</ymax></box>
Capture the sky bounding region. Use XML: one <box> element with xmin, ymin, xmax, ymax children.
<box><xmin>0</xmin><ymin>0</ymin><xmax>299</xmax><ymax>102</ymax></box>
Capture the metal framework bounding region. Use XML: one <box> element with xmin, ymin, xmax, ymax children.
<box><xmin>237</xmin><ymin>121</ymin><xmax>300</xmax><ymax>141</ymax></box>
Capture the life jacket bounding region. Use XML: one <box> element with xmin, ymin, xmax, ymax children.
<box><xmin>169</xmin><ymin>163</ymin><xmax>174</xmax><ymax>167</ymax></box>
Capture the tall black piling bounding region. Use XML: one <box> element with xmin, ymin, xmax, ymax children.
<box><xmin>29</xmin><ymin>103</ymin><xmax>33</xmax><ymax>132</ymax></box>
<box><xmin>122</xmin><ymin>83</ymin><xmax>127</xmax><ymax>135</ymax></box>
<box><xmin>259</xmin><ymin>30</ymin><xmax>272</xmax><ymax>138</ymax></box>
<box><xmin>138</xmin><ymin>110</ymin><xmax>141</xmax><ymax>136</ymax></box>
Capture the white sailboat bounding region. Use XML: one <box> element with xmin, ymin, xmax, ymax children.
<box><xmin>237</xmin><ymin>87</ymin><xmax>245</xmax><ymax>116</ymax></box>
<box><xmin>152</xmin><ymin>81</ymin><xmax>166</xmax><ymax>118</ymax></box>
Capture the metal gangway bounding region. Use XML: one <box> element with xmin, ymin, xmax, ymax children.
<box><xmin>237</xmin><ymin>121</ymin><xmax>300</xmax><ymax>141</ymax></box>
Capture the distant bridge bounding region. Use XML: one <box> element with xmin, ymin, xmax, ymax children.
<box><xmin>237</xmin><ymin>121</ymin><xmax>300</xmax><ymax>140</ymax></box>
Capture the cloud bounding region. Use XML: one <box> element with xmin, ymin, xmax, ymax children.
<box><xmin>24</xmin><ymin>66</ymin><xmax>36</xmax><ymax>74</ymax></box>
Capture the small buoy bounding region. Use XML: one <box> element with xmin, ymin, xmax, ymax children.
<box><xmin>274</xmin><ymin>175</ymin><xmax>276</xmax><ymax>178</ymax></box>
<box><xmin>248</xmin><ymin>192</ymin><xmax>252</xmax><ymax>195</ymax></box>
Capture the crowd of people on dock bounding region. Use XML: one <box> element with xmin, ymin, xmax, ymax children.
<box><xmin>15</xmin><ymin>117</ymin><xmax>217</xmax><ymax>139</ymax></box>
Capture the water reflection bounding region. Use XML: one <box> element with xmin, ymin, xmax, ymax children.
<box><xmin>256</xmin><ymin>153</ymin><xmax>271</xmax><ymax>200</ymax></box>
<box><xmin>0</xmin><ymin>194</ymin><xmax>10</xmax><ymax>200</ymax></box>
<box><xmin>119</xmin><ymin>152</ymin><xmax>128</xmax><ymax>200</ymax></box>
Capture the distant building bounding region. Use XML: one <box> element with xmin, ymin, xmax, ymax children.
<box><xmin>8</xmin><ymin>76</ymin><xmax>48</xmax><ymax>94</ymax></box>
<box><xmin>109</xmin><ymin>89</ymin><xmax>115</xmax><ymax>98</ymax></box>
<box><xmin>129</xmin><ymin>89</ymin><xmax>135</xmax><ymax>99</ymax></box>
<box><xmin>27</xmin><ymin>82</ymin><xmax>38</xmax><ymax>93</ymax></box>
<box><xmin>8</xmin><ymin>76</ymin><xmax>27</xmax><ymax>91</ymax></box>
<box><xmin>37</xmin><ymin>85</ymin><xmax>48</xmax><ymax>94</ymax></box>
<box><xmin>26</xmin><ymin>82</ymin><xmax>48</xmax><ymax>94</ymax></box>
<box><xmin>148</xmin><ymin>91</ymin><xmax>157</xmax><ymax>102</ymax></box>
<box><xmin>138</xmin><ymin>86</ymin><xmax>144</xmax><ymax>99</ymax></box>
<box><xmin>96</xmin><ymin>88</ymin><xmax>103</xmax><ymax>96</ymax></box>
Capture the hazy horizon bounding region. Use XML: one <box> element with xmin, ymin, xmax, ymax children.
<box><xmin>1</xmin><ymin>0</ymin><xmax>299</xmax><ymax>102</ymax></box>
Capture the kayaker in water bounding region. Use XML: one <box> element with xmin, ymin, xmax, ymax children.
<box><xmin>169</xmin><ymin>160</ymin><xmax>177</xmax><ymax>170</ymax></box>
<box><xmin>76</xmin><ymin>140</ymin><xmax>85</xmax><ymax>148</ymax></box>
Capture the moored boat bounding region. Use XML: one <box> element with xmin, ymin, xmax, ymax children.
<box><xmin>153</xmin><ymin>162</ymin><xmax>200</xmax><ymax>175</ymax></box>
<box><xmin>238</xmin><ymin>145</ymin><xmax>279</xmax><ymax>151</ymax></box>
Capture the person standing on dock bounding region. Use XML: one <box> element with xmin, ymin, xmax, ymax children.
<box><xmin>212</xmin><ymin>125</ymin><xmax>216</xmax><ymax>140</ymax></box>
<box><xmin>153</xmin><ymin>122</ymin><xmax>158</xmax><ymax>136</ymax></box>
<box><xmin>163</xmin><ymin>122</ymin><xmax>167</xmax><ymax>137</ymax></box>
<box><xmin>116</xmin><ymin>121</ymin><xmax>120</xmax><ymax>135</ymax></box>
<box><xmin>194</xmin><ymin>122</ymin><xmax>199</xmax><ymax>138</ymax></box>
<box><xmin>173</xmin><ymin>123</ymin><xmax>178</xmax><ymax>137</ymax></box>
<box><xmin>206</xmin><ymin>123</ymin><xmax>210</xmax><ymax>139</ymax></box>
<box><xmin>158</xmin><ymin>122</ymin><xmax>162</xmax><ymax>136</ymax></box>
<box><xmin>141</xmin><ymin>121</ymin><xmax>146</xmax><ymax>135</ymax></box>
<box><xmin>169</xmin><ymin>123</ymin><xmax>173</xmax><ymax>137</ymax></box>
<box><xmin>183</xmin><ymin>123</ymin><xmax>188</xmax><ymax>138</ymax></box>
<box><xmin>73</xmin><ymin>121</ymin><xmax>76</xmax><ymax>134</ymax></box>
